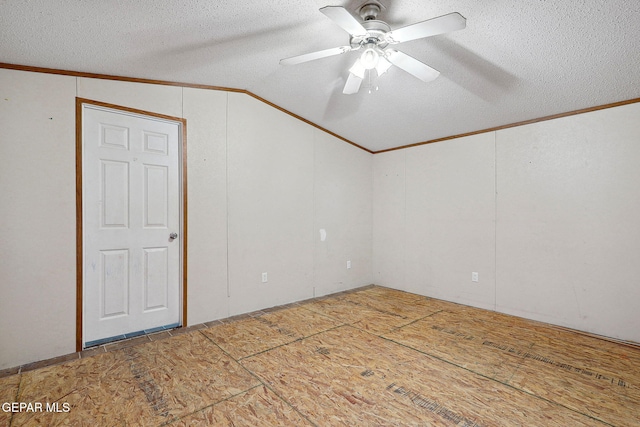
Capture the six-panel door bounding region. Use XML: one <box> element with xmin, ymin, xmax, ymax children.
<box><xmin>83</xmin><ymin>105</ymin><xmax>181</xmax><ymax>345</ymax></box>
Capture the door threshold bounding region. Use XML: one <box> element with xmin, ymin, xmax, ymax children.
<box><xmin>85</xmin><ymin>322</ymin><xmax>181</xmax><ymax>348</ymax></box>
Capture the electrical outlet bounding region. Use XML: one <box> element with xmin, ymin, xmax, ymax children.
<box><xmin>347</xmin><ymin>260</ymin><xmax>352</xmax><ymax>269</ymax></box>
<box><xmin>472</xmin><ymin>272</ymin><xmax>479</xmax><ymax>282</ymax></box>
<box><xmin>262</xmin><ymin>272</ymin><xmax>268</xmax><ymax>283</ymax></box>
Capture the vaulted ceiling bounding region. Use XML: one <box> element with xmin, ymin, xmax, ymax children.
<box><xmin>2</xmin><ymin>0</ymin><xmax>639</xmax><ymax>152</ymax></box>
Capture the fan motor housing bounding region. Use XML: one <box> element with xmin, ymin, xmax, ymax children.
<box><xmin>350</xmin><ymin>20</ymin><xmax>390</xmax><ymax>49</ymax></box>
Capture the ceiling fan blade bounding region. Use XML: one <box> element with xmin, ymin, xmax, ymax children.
<box><xmin>320</xmin><ymin>6</ymin><xmax>367</xmax><ymax>36</ymax></box>
<box><xmin>343</xmin><ymin>72</ymin><xmax>363</xmax><ymax>94</ymax></box>
<box><xmin>385</xmin><ymin>12</ymin><xmax>466</xmax><ymax>44</ymax></box>
<box><xmin>280</xmin><ymin>46</ymin><xmax>353</xmax><ymax>65</ymax></box>
<box><xmin>386</xmin><ymin>49</ymin><xmax>440</xmax><ymax>82</ymax></box>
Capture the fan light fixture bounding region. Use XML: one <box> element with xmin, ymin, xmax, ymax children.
<box><xmin>360</xmin><ymin>45</ymin><xmax>379</xmax><ymax>69</ymax></box>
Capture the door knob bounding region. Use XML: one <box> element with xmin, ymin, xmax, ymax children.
<box><xmin>169</xmin><ymin>232</ymin><xmax>178</xmax><ymax>240</ymax></box>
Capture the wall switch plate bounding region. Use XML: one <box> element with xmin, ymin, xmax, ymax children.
<box><xmin>347</xmin><ymin>260</ymin><xmax>352</xmax><ymax>269</ymax></box>
<box><xmin>472</xmin><ymin>272</ymin><xmax>479</xmax><ymax>282</ymax></box>
<box><xmin>262</xmin><ymin>272</ymin><xmax>268</xmax><ymax>283</ymax></box>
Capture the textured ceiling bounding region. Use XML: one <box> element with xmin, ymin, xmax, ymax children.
<box><xmin>1</xmin><ymin>0</ymin><xmax>639</xmax><ymax>152</ymax></box>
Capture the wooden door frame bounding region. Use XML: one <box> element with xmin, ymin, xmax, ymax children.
<box><xmin>75</xmin><ymin>98</ymin><xmax>188</xmax><ymax>351</ymax></box>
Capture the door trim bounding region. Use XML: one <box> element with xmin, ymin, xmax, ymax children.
<box><xmin>75</xmin><ymin>97</ymin><xmax>188</xmax><ymax>351</ymax></box>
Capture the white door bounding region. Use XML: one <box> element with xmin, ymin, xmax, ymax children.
<box><xmin>82</xmin><ymin>105</ymin><xmax>182</xmax><ymax>346</ymax></box>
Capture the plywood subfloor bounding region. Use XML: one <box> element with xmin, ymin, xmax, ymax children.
<box><xmin>2</xmin><ymin>285</ymin><xmax>638</xmax><ymax>426</ymax></box>
<box><xmin>202</xmin><ymin>305</ymin><xmax>344</xmax><ymax>360</ymax></box>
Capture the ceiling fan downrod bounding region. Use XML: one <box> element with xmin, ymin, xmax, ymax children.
<box><xmin>359</xmin><ymin>3</ymin><xmax>381</xmax><ymax>21</ymax></box>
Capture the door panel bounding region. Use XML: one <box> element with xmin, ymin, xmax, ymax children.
<box><xmin>83</xmin><ymin>105</ymin><xmax>181</xmax><ymax>345</ymax></box>
<box><xmin>101</xmin><ymin>160</ymin><xmax>129</xmax><ymax>228</ymax></box>
<box><xmin>100</xmin><ymin>123</ymin><xmax>129</xmax><ymax>150</ymax></box>
<box><xmin>143</xmin><ymin>131</ymin><xmax>168</xmax><ymax>154</ymax></box>
<box><xmin>143</xmin><ymin>247</ymin><xmax>168</xmax><ymax>311</ymax></box>
<box><xmin>144</xmin><ymin>164</ymin><xmax>168</xmax><ymax>227</ymax></box>
<box><xmin>100</xmin><ymin>249</ymin><xmax>129</xmax><ymax>318</ymax></box>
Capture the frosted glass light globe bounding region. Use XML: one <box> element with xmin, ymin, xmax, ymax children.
<box><xmin>360</xmin><ymin>47</ymin><xmax>379</xmax><ymax>70</ymax></box>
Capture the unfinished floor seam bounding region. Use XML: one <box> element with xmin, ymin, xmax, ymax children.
<box><xmin>386</xmin><ymin>310</ymin><xmax>445</xmax><ymax>333</ymax></box>
<box><xmin>159</xmin><ymin>384</ymin><xmax>263</xmax><ymax>427</ymax></box>
<box><xmin>235</xmin><ymin>324</ymin><xmax>349</xmax><ymax>362</ymax></box>
<box><xmin>197</xmin><ymin>330</ymin><xmax>319</xmax><ymax>427</ymax></box>
<box><xmin>504</xmin><ymin>341</ymin><xmax>537</xmax><ymax>385</ymax></box>
<box><xmin>379</xmin><ymin>334</ymin><xmax>616</xmax><ymax>427</ymax></box>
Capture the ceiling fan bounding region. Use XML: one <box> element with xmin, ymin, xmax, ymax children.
<box><xmin>280</xmin><ymin>2</ymin><xmax>466</xmax><ymax>94</ymax></box>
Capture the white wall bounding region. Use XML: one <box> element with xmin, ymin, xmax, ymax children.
<box><xmin>313</xmin><ymin>130</ymin><xmax>372</xmax><ymax>298</ymax></box>
<box><xmin>226</xmin><ymin>94</ymin><xmax>373</xmax><ymax>314</ymax></box>
<box><xmin>0</xmin><ymin>71</ymin><xmax>77</xmax><ymax>370</ymax></box>
<box><xmin>373</xmin><ymin>102</ymin><xmax>640</xmax><ymax>343</ymax></box>
<box><xmin>0</xmin><ymin>68</ymin><xmax>373</xmax><ymax>369</ymax></box>
<box><xmin>181</xmin><ymin>87</ymin><xmax>229</xmax><ymax>324</ymax></box>
<box><xmin>372</xmin><ymin>149</ymin><xmax>406</xmax><ymax>291</ymax></box>
<box><xmin>373</xmin><ymin>133</ymin><xmax>496</xmax><ymax>310</ymax></box>
<box><xmin>495</xmin><ymin>104</ymin><xmax>640</xmax><ymax>341</ymax></box>
<box><xmin>226</xmin><ymin>93</ymin><xmax>315</xmax><ymax>314</ymax></box>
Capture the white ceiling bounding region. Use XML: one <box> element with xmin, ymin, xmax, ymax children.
<box><xmin>1</xmin><ymin>0</ymin><xmax>639</xmax><ymax>152</ymax></box>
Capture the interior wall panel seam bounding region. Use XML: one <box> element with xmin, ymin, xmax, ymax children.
<box><xmin>311</xmin><ymin>130</ymin><xmax>317</xmax><ymax>298</ymax></box>
<box><xmin>225</xmin><ymin>92</ymin><xmax>231</xmax><ymax>303</ymax></box>
<box><xmin>403</xmin><ymin>149</ymin><xmax>407</xmax><ymax>289</ymax></box>
<box><xmin>493</xmin><ymin>130</ymin><xmax>498</xmax><ymax>312</ymax></box>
